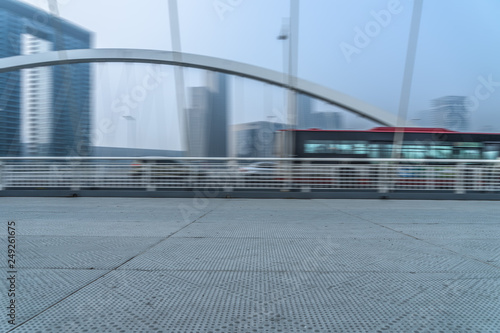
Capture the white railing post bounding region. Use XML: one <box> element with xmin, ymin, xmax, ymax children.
<box><xmin>426</xmin><ymin>164</ymin><xmax>434</xmax><ymax>190</ymax></box>
<box><xmin>0</xmin><ymin>161</ymin><xmax>4</xmax><ymax>191</ymax></box>
<box><xmin>224</xmin><ymin>160</ymin><xmax>235</xmax><ymax>192</ymax></box>
<box><xmin>281</xmin><ymin>160</ymin><xmax>293</xmax><ymax>192</ymax></box>
<box><xmin>301</xmin><ymin>161</ymin><xmax>311</xmax><ymax>192</ymax></box>
<box><xmin>146</xmin><ymin>163</ymin><xmax>155</xmax><ymax>191</ymax></box>
<box><xmin>187</xmin><ymin>163</ymin><xmax>196</xmax><ymax>188</ymax></box>
<box><xmin>378</xmin><ymin>162</ymin><xmax>389</xmax><ymax>193</ymax></box>
<box><xmin>70</xmin><ymin>160</ymin><xmax>81</xmax><ymax>191</ymax></box>
<box><xmin>495</xmin><ymin>161</ymin><xmax>500</xmax><ymax>192</ymax></box>
<box><xmin>388</xmin><ymin>162</ymin><xmax>396</xmax><ymax>192</ymax></box>
<box><xmin>455</xmin><ymin>163</ymin><xmax>465</xmax><ymax>194</ymax></box>
<box><xmin>474</xmin><ymin>167</ymin><xmax>482</xmax><ymax>192</ymax></box>
<box><xmin>424</xmin><ymin>164</ymin><xmax>431</xmax><ymax>190</ymax></box>
<box><xmin>332</xmin><ymin>165</ymin><xmax>338</xmax><ymax>189</ymax></box>
<box><xmin>490</xmin><ymin>161</ymin><xmax>500</xmax><ymax>192</ymax></box>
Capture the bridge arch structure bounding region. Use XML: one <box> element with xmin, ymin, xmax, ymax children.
<box><xmin>0</xmin><ymin>48</ymin><xmax>399</xmax><ymax>126</ymax></box>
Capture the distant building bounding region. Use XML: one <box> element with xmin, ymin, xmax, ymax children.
<box><xmin>186</xmin><ymin>72</ymin><xmax>228</xmax><ymax>157</ymax></box>
<box><xmin>92</xmin><ymin>146</ymin><xmax>184</xmax><ymax>158</ymax></box>
<box><xmin>186</xmin><ymin>87</ymin><xmax>209</xmax><ymax>157</ymax></box>
<box><xmin>232</xmin><ymin>121</ymin><xmax>287</xmax><ymax>158</ymax></box>
<box><xmin>431</xmin><ymin>96</ymin><xmax>469</xmax><ymax>131</ymax></box>
<box><xmin>310</xmin><ymin>112</ymin><xmax>344</xmax><ymax>130</ymax></box>
<box><xmin>296</xmin><ymin>94</ymin><xmax>343</xmax><ymax>130</ymax></box>
<box><xmin>0</xmin><ymin>0</ymin><xmax>91</xmax><ymax>157</ymax></box>
<box><xmin>297</xmin><ymin>93</ymin><xmax>313</xmax><ymax>129</ymax></box>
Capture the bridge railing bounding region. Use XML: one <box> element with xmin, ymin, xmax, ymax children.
<box><xmin>0</xmin><ymin>157</ymin><xmax>499</xmax><ymax>193</ymax></box>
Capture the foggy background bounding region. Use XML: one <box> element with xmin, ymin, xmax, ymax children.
<box><xmin>17</xmin><ymin>0</ymin><xmax>500</xmax><ymax>152</ymax></box>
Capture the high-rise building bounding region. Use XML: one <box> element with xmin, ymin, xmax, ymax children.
<box><xmin>21</xmin><ymin>34</ymin><xmax>52</xmax><ymax>156</ymax></box>
<box><xmin>310</xmin><ymin>111</ymin><xmax>344</xmax><ymax>130</ymax></box>
<box><xmin>0</xmin><ymin>0</ymin><xmax>91</xmax><ymax>156</ymax></box>
<box><xmin>186</xmin><ymin>87</ymin><xmax>210</xmax><ymax>157</ymax></box>
<box><xmin>296</xmin><ymin>93</ymin><xmax>313</xmax><ymax>129</ymax></box>
<box><xmin>296</xmin><ymin>93</ymin><xmax>344</xmax><ymax>130</ymax></box>
<box><xmin>431</xmin><ymin>96</ymin><xmax>469</xmax><ymax>132</ymax></box>
<box><xmin>232</xmin><ymin>121</ymin><xmax>287</xmax><ymax>158</ymax></box>
<box><xmin>186</xmin><ymin>72</ymin><xmax>228</xmax><ymax>157</ymax></box>
<box><xmin>206</xmin><ymin>71</ymin><xmax>227</xmax><ymax>157</ymax></box>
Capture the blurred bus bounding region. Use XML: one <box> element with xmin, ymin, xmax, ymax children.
<box><xmin>275</xmin><ymin>127</ymin><xmax>500</xmax><ymax>161</ymax></box>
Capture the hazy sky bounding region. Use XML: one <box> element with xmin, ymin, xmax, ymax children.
<box><xmin>17</xmin><ymin>0</ymin><xmax>500</xmax><ymax>149</ymax></box>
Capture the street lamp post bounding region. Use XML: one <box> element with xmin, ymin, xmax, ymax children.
<box><xmin>278</xmin><ymin>0</ymin><xmax>299</xmax><ymax>158</ymax></box>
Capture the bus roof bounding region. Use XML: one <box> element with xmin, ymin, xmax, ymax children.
<box><xmin>369</xmin><ymin>127</ymin><xmax>457</xmax><ymax>133</ymax></box>
<box><xmin>278</xmin><ymin>127</ymin><xmax>499</xmax><ymax>134</ymax></box>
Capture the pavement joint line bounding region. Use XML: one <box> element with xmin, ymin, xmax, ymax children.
<box><xmin>2</xmin><ymin>234</ymin><xmax>168</xmax><ymax>238</ymax></box>
<box><xmin>315</xmin><ymin>200</ymin><xmax>422</xmax><ymax>238</ymax></box>
<box><xmin>168</xmin><ymin>236</ymin><xmax>409</xmax><ymax>239</ymax></box>
<box><xmin>9</xmin><ymin>258</ymin><xmax>499</xmax><ymax>273</ymax></box>
<box><xmin>2</xmin><ymin>267</ymin><xmax>110</xmax><ymax>271</ymax></box>
<box><xmin>7</xmin><ymin>208</ymin><xmax>216</xmax><ymax>332</ymax></box>
<box><xmin>373</xmin><ymin>223</ymin><xmax>500</xmax><ymax>271</ymax></box>
<box><xmin>315</xmin><ymin>201</ymin><xmax>500</xmax><ymax>271</ymax></box>
<box><xmin>107</xmin><ymin>269</ymin><xmax>500</xmax><ymax>274</ymax></box>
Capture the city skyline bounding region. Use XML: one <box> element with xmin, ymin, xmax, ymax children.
<box><xmin>9</xmin><ymin>0</ymin><xmax>500</xmax><ymax>152</ymax></box>
<box><xmin>0</xmin><ymin>0</ymin><xmax>91</xmax><ymax>157</ymax></box>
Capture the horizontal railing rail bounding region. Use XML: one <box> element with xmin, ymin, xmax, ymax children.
<box><xmin>0</xmin><ymin>157</ymin><xmax>499</xmax><ymax>194</ymax></box>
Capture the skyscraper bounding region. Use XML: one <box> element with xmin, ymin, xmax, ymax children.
<box><xmin>186</xmin><ymin>72</ymin><xmax>228</xmax><ymax>157</ymax></box>
<box><xmin>296</xmin><ymin>93</ymin><xmax>344</xmax><ymax>130</ymax></box>
<box><xmin>186</xmin><ymin>87</ymin><xmax>210</xmax><ymax>157</ymax></box>
<box><xmin>0</xmin><ymin>0</ymin><xmax>91</xmax><ymax>156</ymax></box>
<box><xmin>431</xmin><ymin>96</ymin><xmax>470</xmax><ymax>132</ymax></box>
<box><xmin>21</xmin><ymin>34</ymin><xmax>52</xmax><ymax>156</ymax></box>
<box><xmin>297</xmin><ymin>93</ymin><xmax>313</xmax><ymax>129</ymax></box>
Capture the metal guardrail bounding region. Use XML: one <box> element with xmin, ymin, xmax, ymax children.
<box><xmin>0</xmin><ymin>157</ymin><xmax>499</xmax><ymax>193</ymax></box>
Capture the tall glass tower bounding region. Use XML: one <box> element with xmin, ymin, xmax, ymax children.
<box><xmin>0</xmin><ymin>0</ymin><xmax>91</xmax><ymax>156</ymax></box>
<box><xmin>186</xmin><ymin>72</ymin><xmax>228</xmax><ymax>157</ymax></box>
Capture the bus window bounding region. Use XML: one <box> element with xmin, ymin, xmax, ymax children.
<box><xmin>368</xmin><ymin>143</ymin><xmax>392</xmax><ymax>158</ymax></box>
<box><xmin>401</xmin><ymin>145</ymin><xmax>426</xmax><ymax>159</ymax></box>
<box><xmin>303</xmin><ymin>140</ymin><xmax>322</xmax><ymax>153</ymax></box>
<box><xmin>483</xmin><ymin>144</ymin><xmax>500</xmax><ymax>160</ymax></box>
<box><xmin>452</xmin><ymin>148</ymin><xmax>481</xmax><ymax>159</ymax></box>
<box><xmin>428</xmin><ymin>145</ymin><xmax>453</xmax><ymax>159</ymax></box>
<box><xmin>452</xmin><ymin>142</ymin><xmax>482</xmax><ymax>159</ymax></box>
<box><xmin>304</xmin><ymin>140</ymin><xmax>367</xmax><ymax>155</ymax></box>
<box><xmin>378</xmin><ymin>144</ymin><xmax>392</xmax><ymax>158</ymax></box>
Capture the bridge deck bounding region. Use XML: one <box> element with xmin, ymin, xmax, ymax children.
<box><xmin>1</xmin><ymin>198</ymin><xmax>499</xmax><ymax>332</ymax></box>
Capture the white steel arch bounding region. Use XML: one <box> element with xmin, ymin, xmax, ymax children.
<box><xmin>0</xmin><ymin>48</ymin><xmax>400</xmax><ymax>126</ymax></box>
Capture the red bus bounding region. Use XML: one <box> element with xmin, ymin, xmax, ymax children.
<box><xmin>274</xmin><ymin>127</ymin><xmax>500</xmax><ymax>189</ymax></box>
<box><xmin>276</xmin><ymin>127</ymin><xmax>500</xmax><ymax>160</ymax></box>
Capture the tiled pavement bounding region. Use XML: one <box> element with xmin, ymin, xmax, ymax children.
<box><xmin>1</xmin><ymin>198</ymin><xmax>499</xmax><ymax>332</ymax></box>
